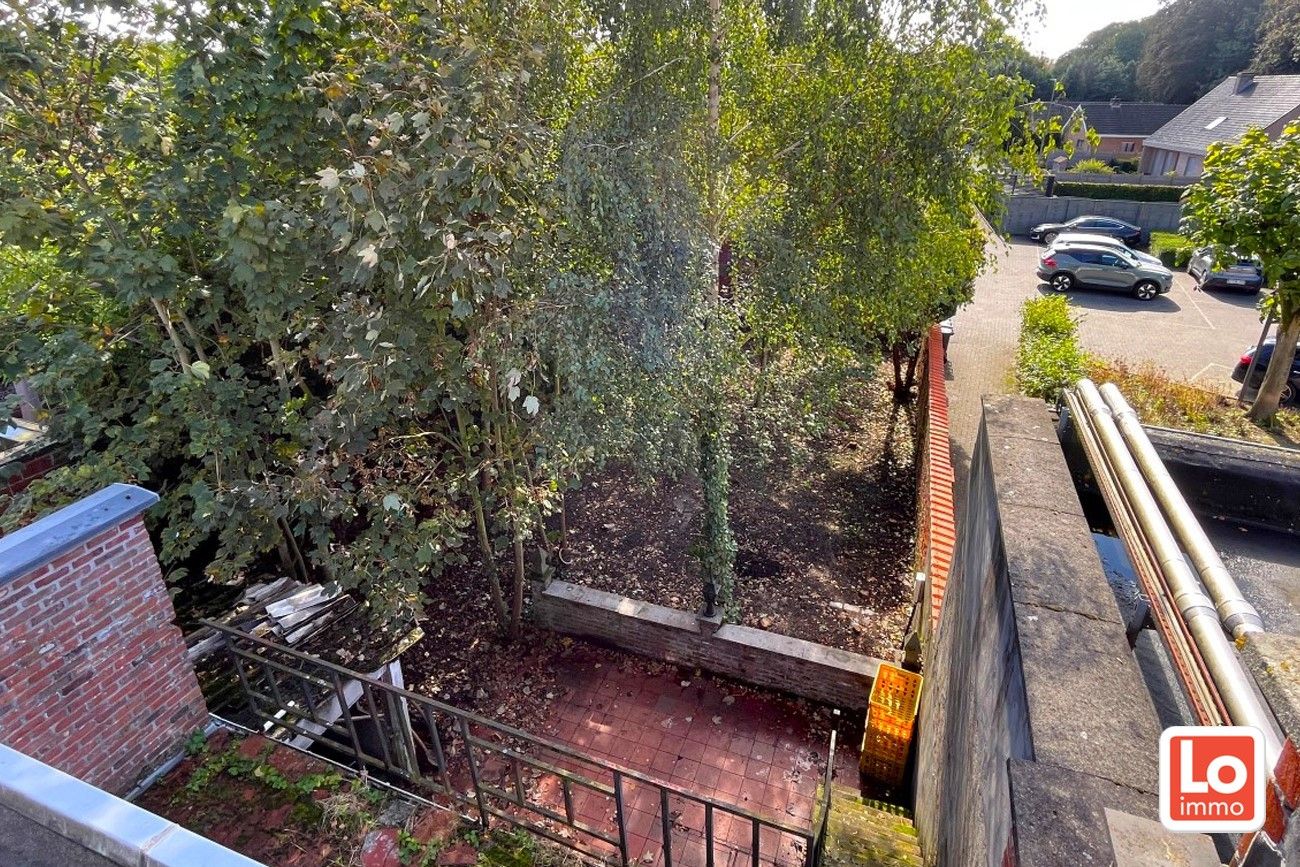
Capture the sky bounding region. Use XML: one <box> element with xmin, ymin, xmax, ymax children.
<box><xmin>1017</xmin><ymin>0</ymin><xmax>1163</xmax><ymax>60</ymax></box>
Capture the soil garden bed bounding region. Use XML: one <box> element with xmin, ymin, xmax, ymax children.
<box><xmin>135</xmin><ymin>729</ymin><xmax>586</xmax><ymax>867</ymax></box>
<box><xmin>557</xmin><ymin>367</ymin><xmax>917</xmax><ymax>658</ymax></box>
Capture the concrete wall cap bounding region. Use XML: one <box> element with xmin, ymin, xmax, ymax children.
<box><xmin>0</xmin><ymin>744</ymin><xmax>263</xmax><ymax>867</ymax></box>
<box><xmin>0</xmin><ymin>482</ymin><xmax>159</xmax><ymax>587</ymax></box>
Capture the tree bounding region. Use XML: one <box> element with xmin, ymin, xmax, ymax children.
<box><xmin>998</xmin><ymin>41</ymin><xmax>1056</xmax><ymax>102</ymax></box>
<box><xmin>1053</xmin><ymin>20</ymin><xmax>1149</xmax><ymax>101</ymax></box>
<box><xmin>1184</xmin><ymin>124</ymin><xmax>1300</xmax><ymax>423</ymax></box>
<box><xmin>1137</xmin><ymin>0</ymin><xmax>1263</xmax><ymax>103</ymax></box>
<box><xmin>1253</xmin><ymin>0</ymin><xmax>1300</xmax><ymax>74</ymax></box>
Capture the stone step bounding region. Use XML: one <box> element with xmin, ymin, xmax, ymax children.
<box><xmin>822</xmin><ymin>792</ymin><xmax>922</xmax><ymax>867</ymax></box>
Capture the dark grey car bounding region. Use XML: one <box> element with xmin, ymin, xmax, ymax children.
<box><xmin>1036</xmin><ymin>243</ymin><xmax>1174</xmax><ymax>301</ymax></box>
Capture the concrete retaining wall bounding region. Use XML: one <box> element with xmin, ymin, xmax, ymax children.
<box><xmin>1001</xmin><ymin>195</ymin><xmax>1183</xmax><ymax>236</ymax></box>
<box><xmin>1145</xmin><ymin>425</ymin><xmax>1300</xmax><ymax>535</ymax></box>
<box><xmin>532</xmin><ymin>580</ymin><xmax>884</xmax><ymax>709</ymax></box>
<box><xmin>914</xmin><ymin>397</ymin><xmax>1163</xmax><ymax>867</ymax></box>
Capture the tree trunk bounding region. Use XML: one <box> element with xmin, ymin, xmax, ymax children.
<box><xmin>705</xmin><ymin>0</ymin><xmax>722</xmax><ymax>302</ymax></box>
<box><xmin>151</xmin><ymin>297</ymin><xmax>192</xmax><ymax>372</ymax></box>
<box><xmin>510</xmin><ymin>531</ymin><xmax>526</xmax><ymax>638</ymax></box>
<box><xmin>1249</xmin><ymin>305</ymin><xmax>1300</xmax><ymax>423</ymax></box>
<box><xmin>469</xmin><ymin>480</ymin><xmax>509</xmax><ymax>627</ymax></box>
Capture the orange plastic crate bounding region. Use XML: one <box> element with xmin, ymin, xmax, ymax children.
<box><xmin>859</xmin><ymin>713</ymin><xmax>914</xmax><ymax>787</ymax></box>
<box><xmin>868</xmin><ymin>664</ymin><xmax>922</xmax><ymax>722</ymax></box>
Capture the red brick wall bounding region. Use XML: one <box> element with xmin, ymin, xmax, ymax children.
<box><xmin>0</xmin><ymin>446</ymin><xmax>59</xmax><ymax>497</ymax></box>
<box><xmin>1231</xmin><ymin>738</ymin><xmax>1300</xmax><ymax>865</ymax></box>
<box><xmin>914</xmin><ymin>325</ymin><xmax>957</xmax><ymax>630</ymax></box>
<box><xmin>0</xmin><ymin>513</ymin><xmax>208</xmax><ymax>794</ymax></box>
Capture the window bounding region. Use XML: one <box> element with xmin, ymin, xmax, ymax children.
<box><xmin>1205</xmin><ymin>116</ymin><xmax>1227</xmax><ymax>130</ymax></box>
<box><xmin>1122</xmin><ymin>141</ymin><xmax>1136</xmax><ymax>153</ymax></box>
<box><xmin>1099</xmin><ymin>254</ymin><xmax>1120</xmax><ymax>267</ymax></box>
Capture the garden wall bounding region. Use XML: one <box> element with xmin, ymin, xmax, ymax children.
<box><xmin>0</xmin><ymin>483</ymin><xmax>208</xmax><ymax>794</ymax></box>
<box><xmin>532</xmin><ymin>581</ymin><xmax>884</xmax><ymax>710</ymax></box>
<box><xmin>1000</xmin><ymin>195</ymin><xmax>1182</xmax><ymax>236</ymax></box>
<box><xmin>914</xmin><ymin>396</ymin><xmax>1163</xmax><ymax>867</ymax></box>
<box><xmin>912</xmin><ymin>325</ymin><xmax>956</xmax><ymax>635</ymax></box>
<box><xmin>0</xmin><ymin>423</ymin><xmax>60</xmax><ymax>499</ymax></box>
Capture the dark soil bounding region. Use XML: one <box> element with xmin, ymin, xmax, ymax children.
<box><xmin>134</xmin><ymin>731</ymin><xmax>458</xmax><ymax>866</ymax></box>
<box><xmin>558</xmin><ymin>368</ymin><xmax>918</xmax><ymax>658</ymax></box>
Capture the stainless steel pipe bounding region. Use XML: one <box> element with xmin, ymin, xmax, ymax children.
<box><xmin>1100</xmin><ymin>383</ymin><xmax>1265</xmax><ymax>639</ymax></box>
<box><xmin>1076</xmin><ymin>379</ymin><xmax>1281</xmax><ymax>764</ymax></box>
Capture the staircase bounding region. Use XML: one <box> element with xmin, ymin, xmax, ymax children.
<box><xmin>821</xmin><ymin>784</ymin><xmax>922</xmax><ymax>867</ymax></box>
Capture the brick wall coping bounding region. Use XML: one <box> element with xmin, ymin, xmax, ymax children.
<box><xmin>0</xmin><ymin>743</ymin><xmax>264</xmax><ymax>867</ymax></box>
<box><xmin>0</xmin><ymin>482</ymin><xmax>158</xmax><ymax>586</ymax></box>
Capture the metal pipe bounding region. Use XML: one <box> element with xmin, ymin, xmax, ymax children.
<box><xmin>1100</xmin><ymin>383</ymin><xmax>1265</xmax><ymax>638</ymax></box>
<box><xmin>1065</xmin><ymin>392</ymin><xmax>1228</xmax><ymax>726</ymax></box>
<box><xmin>1076</xmin><ymin>380</ymin><xmax>1281</xmax><ymax>763</ymax></box>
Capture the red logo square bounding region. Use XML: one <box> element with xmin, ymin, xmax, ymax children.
<box><xmin>1160</xmin><ymin>726</ymin><xmax>1266</xmax><ymax>832</ymax></box>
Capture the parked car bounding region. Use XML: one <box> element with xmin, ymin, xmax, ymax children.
<box><xmin>1036</xmin><ymin>243</ymin><xmax>1174</xmax><ymax>300</ymax></box>
<box><xmin>1231</xmin><ymin>339</ymin><xmax>1300</xmax><ymax>405</ymax></box>
<box><xmin>1029</xmin><ymin>216</ymin><xmax>1144</xmax><ymax>247</ymax></box>
<box><xmin>1187</xmin><ymin>248</ymin><xmax>1265</xmax><ymax>293</ymax></box>
<box><xmin>1049</xmin><ymin>232</ymin><xmax>1162</xmax><ymax>266</ymax></box>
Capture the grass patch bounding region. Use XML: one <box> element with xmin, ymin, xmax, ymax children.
<box><xmin>1088</xmin><ymin>358</ymin><xmax>1300</xmax><ymax>448</ymax></box>
<box><xmin>1016</xmin><ymin>295</ymin><xmax>1090</xmax><ymax>401</ymax></box>
<box><xmin>1148</xmin><ymin>231</ymin><xmax>1194</xmax><ymax>269</ymax></box>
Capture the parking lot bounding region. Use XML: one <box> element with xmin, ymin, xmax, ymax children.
<box><xmin>945</xmin><ymin>236</ymin><xmax>1269</xmax><ymax>489</ymax></box>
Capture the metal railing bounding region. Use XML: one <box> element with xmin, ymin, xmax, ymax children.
<box><xmin>202</xmin><ymin>620</ymin><xmax>835</xmax><ymax>867</ymax></box>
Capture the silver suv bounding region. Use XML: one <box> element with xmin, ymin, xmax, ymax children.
<box><xmin>1036</xmin><ymin>243</ymin><xmax>1174</xmax><ymax>301</ymax></box>
<box><xmin>1048</xmin><ymin>232</ymin><xmax>1163</xmax><ymax>267</ymax></box>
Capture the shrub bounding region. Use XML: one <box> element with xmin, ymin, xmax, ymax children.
<box><xmin>1149</xmin><ymin>231</ymin><xmax>1194</xmax><ymax>268</ymax></box>
<box><xmin>1068</xmin><ymin>158</ymin><xmax>1114</xmax><ymax>174</ymax></box>
<box><xmin>1088</xmin><ymin>358</ymin><xmax>1300</xmax><ymax>447</ymax></box>
<box><xmin>1052</xmin><ymin>181</ymin><xmax>1185</xmax><ymax>202</ymax></box>
<box><xmin>1016</xmin><ymin>296</ymin><xmax>1089</xmax><ymax>400</ymax></box>
<box><xmin>1108</xmin><ymin>155</ymin><xmax>1140</xmax><ymax>174</ymax></box>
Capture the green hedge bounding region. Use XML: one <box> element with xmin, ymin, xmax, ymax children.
<box><xmin>1016</xmin><ymin>296</ymin><xmax>1089</xmax><ymax>401</ymax></box>
<box><xmin>1149</xmin><ymin>231</ymin><xmax>1194</xmax><ymax>268</ymax></box>
<box><xmin>1053</xmin><ymin>181</ymin><xmax>1185</xmax><ymax>202</ymax></box>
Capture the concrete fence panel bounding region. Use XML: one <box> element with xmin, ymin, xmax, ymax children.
<box><xmin>1000</xmin><ymin>195</ymin><xmax>1184</xmax><ymax>237</ymax></box>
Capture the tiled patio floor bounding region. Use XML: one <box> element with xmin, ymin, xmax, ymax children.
<box><xmin>521</xmin><ymin>645</ymin><xmax>860</xmax><ymax>867</ymax></box>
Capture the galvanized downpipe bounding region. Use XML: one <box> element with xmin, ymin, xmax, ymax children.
<box><xmin>1099</xmin><ymin>383</ymin><xmax>1265</xmax><ymax>639</ymax></box>
<box><xmin>1076</xmin><ymin>380</ymin><xmax>1282</xmax><ymax>763</ymax></box>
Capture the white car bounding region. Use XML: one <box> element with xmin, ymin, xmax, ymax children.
<box><xmin>1047</xmin><ymin>232</ymin><xmax>1162</xmax><ymax>267</ymax></box>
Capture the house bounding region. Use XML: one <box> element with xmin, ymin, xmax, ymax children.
<box><xmin>1141</xmin><ymin>73</ymin><xmax>1300</xmax><ymax>177</ymax></box>
<box><xmin>1062</xmin><ymin>98</ymin><xmax>1187</xmax><ymax>162</ymax></box>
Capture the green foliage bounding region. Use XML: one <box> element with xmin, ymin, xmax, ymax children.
<box><xmin>1068</xmin><ymin>159</ymin><xmax>1115</xmax><ymax>175</ymax></box>
<box><xmin>1052</xmin><ymin>181</ymin><xmax>1184</xmax><ymax>202</ymax></box>
<box><xmin>1016</xmin><ymin>296</ymin><xmax>1089</xmax><ymax>401</ymax></box>
<box><xmin>183</xmin><ymin>743</ymin><xmax>343</xmax><ymax>798</ymax></box>
<box><xmin>1053</xmin><ymin>0</ymin><xmax>1277</xmax><ymax>103</ymax></box>
<box><xmin>183</xmin><ymin>729</ymin><xmax>208</xmax><ymax>756</ymax></box>
<box><xmin>1137</xmin><ymin>0</ymin><xmax>1263</xmax><ymax>103</ymax></box>
<box><xmin>1053</xmin><ymin>21</ymin><xmax>1149</xmax><ymax>101</ymax></box>
<box><xmin>1253</xmin><ymin>0</ymin><xmax>1300</xmax><ymax>73</ymax></box>
<box><xmin>1108</xmin><ymin>155</ymin><xmax>1141</xmax><ymax>174</ymax></box>
<box><xmin>1184</xmin><ymin>123</ymin><xmax>1300</xmax><ymax>422</ymax></box>
<box><xmin>0</xmin><ymin>0</ymin><xmax>1037</xmax><ymax>625</ymax></box>
<box><xmin>1149</xmin><ymin>232</ymin><xmax>1195</xmax><ymax>268</ymax></box>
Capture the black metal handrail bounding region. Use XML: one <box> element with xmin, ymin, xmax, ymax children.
<box><xmin>202</xmin><ymin>619</ymin><xmax>833</xmax><ymax>867</ymax></box>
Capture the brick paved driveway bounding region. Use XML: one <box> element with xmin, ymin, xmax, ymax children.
<box><xmin>945</xmin><ymin>236</ymin><xmax>1268</xmax><ymax>503</ymax></box>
